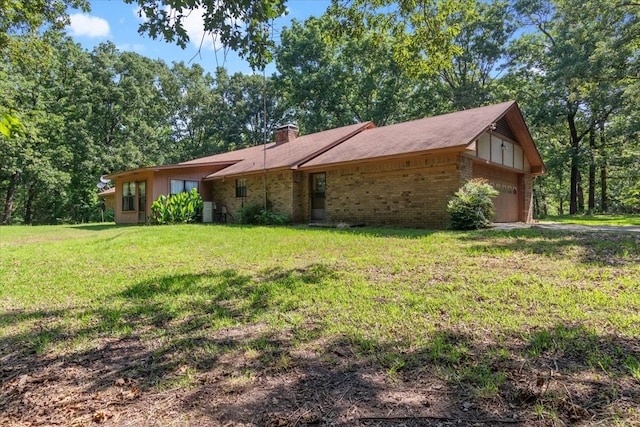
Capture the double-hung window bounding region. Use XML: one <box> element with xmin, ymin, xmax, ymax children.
<box><xmin>122</xmin><ymin>182</ymin><xmax>136</xmax><ymax>211</ymax></box>
<box><xmin>235</xmin><ymin>178</ymin><xmax>247</xmax><ymax>198</ymax></box>
<box><xmin>170</xmin><ymin>179</ymin><xmax>199</xmax><ymax>196</ymax></box>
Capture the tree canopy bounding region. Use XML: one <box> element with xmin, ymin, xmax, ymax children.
<box><xmin>124</xmin><ymin>0</ymin><xmax>287</xmax><ymax>70</ymax></box>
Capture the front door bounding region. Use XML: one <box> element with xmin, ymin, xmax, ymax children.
<box><xmin>137</xmin><ymin>181</ymin><xmax>146</xmax><ymax>223</ymax></box>
<box><xmin>310</xmin><ymin>173</ymin><xmax>326</xmax><ymax>222</ymax></box>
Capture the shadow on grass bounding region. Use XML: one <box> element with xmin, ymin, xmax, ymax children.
<box><xmin>292</xmin><ymin>224</ymin><xmax>445</xmax><ymax>240</ymax></box>
<box><xmin>461</xmin><ymin>228</ymin><xmax>640</xmax><ymax>266</ymax></box>
<box><xmin>2</xmin><ymin>262</ymin><xmax>639</xmax><ymax>425</ymax></box>
<box><xmin>65</xmin><ymin>223</ymin><xmax>142</xmax><ymax>231</ymax></box>
<box><xmin>176</xmin><ymin>324</ymin><xmax>640</xmax><ymax>426</ymax></box>
<box><xmin>0</xmin><ymin>264</ymin><xmax>338</xmax><ymax>423</ymax></box>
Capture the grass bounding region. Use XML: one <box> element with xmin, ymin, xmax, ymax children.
<box><xmin>1</xmin><ymin>223</ymin><xmax>639</xmax><ymax>424</ymax></box>
<box><xmin>540</xmin><ymin>213</ymin><xmax>640</xmax><ymax>226</ymax></box>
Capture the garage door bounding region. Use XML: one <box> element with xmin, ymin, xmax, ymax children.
<box><xmin>473</xmin><ymin>164</ymin><xmax>520</xmax><ymax>223</ymax></box>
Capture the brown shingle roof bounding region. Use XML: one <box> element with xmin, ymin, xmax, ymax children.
<box><xmin>205</xmin><ymin>121</ymin><xmax>374</xmax><ymax>179</ymax></box>
<box><xmin>179</xmin><ymin>143</ymin><xmax>272</xmax><ymax>165</ymax></box>
<box><xmin>105</xmin><ymin>144</ymin><xmax>268</xmax><ymax>180</ymax></box>
<box><xmin>301</xmin><ymin>101</ymin><xmax>529</xmax><ymax>168</ymax></box>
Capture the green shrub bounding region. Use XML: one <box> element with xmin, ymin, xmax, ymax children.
<box><xmin>256</xmin><ymin>209</ymin><xmax>290</xmax><ymax>225</ymax></box>
<box><xmin>236</xmin><ymin>203</ymin><xmax>264</xmax><ymax>224</ymax></box>
<box><xmin>103</xmin><ymin>209</ymin><xmax>114</xmax><ymax>222</ymax></box>
<box><xmin>619</xmin><ymin>182</ymin><xmax>640</xmax><ymax>213</ymax></box>
<box><xmin>447</xmin><ymin>178</ymin><xmax>499</xmax><ymax>230</ymax></box>
<box><xmin>150</xmin><ymin>188</ymin><xmax>203</xmax><ymax>224</ymax></box>
<box><xmin>236</xmin><ymin>203</ymin><xmax>290</xmax><ymax>225</ymax></box>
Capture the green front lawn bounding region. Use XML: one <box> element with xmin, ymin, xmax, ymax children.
<box><xmin>1</xmin><ymin>223</ymin><xmax>639</xmax><ymax>424</ymax></box>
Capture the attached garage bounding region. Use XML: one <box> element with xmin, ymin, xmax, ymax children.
<box><xmin>473</xmin><ymin>163</ymin><xmax>520</xmax><ymax>223</ymax></box>
<box><xmin>469</xmin><ymin>122</ymin><xmax>540</xmax><ymax>223</ymax></box>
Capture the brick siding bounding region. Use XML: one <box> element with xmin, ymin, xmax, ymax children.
<box><xmin>211</xmin><ymin>153</ymin><xmax>534</xmax><ymax>228</ymax></box>
<box><xmin>321</xmin><ymin>155</ymin><xmax>463</xmax><ymax>228</ymax></box>
<box><xmin>211</xmin><ymin>171</ymin><xmax>298</xmax><ymax>222</ymax></box>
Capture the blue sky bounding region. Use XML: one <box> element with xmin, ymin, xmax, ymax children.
<box><xmin>67</xmin><ymin>0</ymin><xmax>332</xmax><ymax>75</ymax></box>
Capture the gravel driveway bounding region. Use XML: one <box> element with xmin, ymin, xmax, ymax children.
<box><xmin>491</xmin><ymin>222</ymin><xmax>640</xmax><ymax>233</ymax></box>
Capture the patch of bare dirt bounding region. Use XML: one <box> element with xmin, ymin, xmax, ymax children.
<box><xmin>1</xmin><ymin>326</ymin><xmax>638</xmax><ymax>426</ymax></box>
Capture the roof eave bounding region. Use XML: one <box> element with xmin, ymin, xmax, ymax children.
<box><xmin>503</xmin><ymin>102</ymin><xmax>546</xmax><ymax>174</ymax></box>
<box><xmin>104</xmin><ymin>166</ymin><xmax>159</xmax><ymax>180</ymax></box>
<box><xmin>204</xmin><ymin>166</ymin><xmax>292</xmax><ymax>181</ymax></box>
<box><xmin>105</xmin><ymin>160</ymin><xmax>239</xmax><ymax>180</ymax></box>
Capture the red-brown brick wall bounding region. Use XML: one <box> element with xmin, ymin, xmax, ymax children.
<box><xmin>319</xmin><ymin>155</ymin><xmax>464</xmax><ymax>228</ymax></box>
<box><xmin>210</xmin><ymin>153</ymin><xmax>534</xmax><ymax>228</ymax></box>
<box><xmin>210</xmin><ymin>171</ymin><xmax>300</xmax><ymax>222</ymax></box>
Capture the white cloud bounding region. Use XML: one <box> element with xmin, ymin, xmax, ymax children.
<box><xmin>117</xmin><ymin>43</ymin><xmax>145</xmax><ymax>53</ymax></box>
<box><xmin>133</xmin><ymin>7</ymin><xmax>148</xmax><ymax>23</ymax></box>
<box><xmin>179</xmin><ymin>7</ymin><xmax>224</xmax><ymax>51</ymax></box>
<box><xmin>68</xmin><ymin>14</ymin><xmax>110</xmax><ymax>38</ymax></box>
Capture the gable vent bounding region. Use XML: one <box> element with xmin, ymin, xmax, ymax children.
<box><xmin>494</xmin><ymin>117</ymin><xmax>516</xmax><ymax>140</ymax></box>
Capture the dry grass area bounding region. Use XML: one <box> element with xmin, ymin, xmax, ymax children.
<box><xmin>1</xmin><ymin>224</ymin><xmax>639</xmax><ymax>426</ymax></box>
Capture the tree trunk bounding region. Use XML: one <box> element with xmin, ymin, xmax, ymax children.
<box><xmin>588</xmin><ymin>128</ymin><xmax>596</xmax><ymax>212</ymax></box>
<box><xmin>2</xmin><ymin>171</ymin><xmax>19</xmax><ymax>225</ymax></box>
<box><xmin>577</xmin><ymin>169</ymin><xmax>585</xmax><ymax>213</ymax></box>
<box><xmin>570</xmin><ymin>164</ymin><xmax>578</xmax><ymax>214</ymax></box>
<box><xmin>599</xmin><ymin>122</ymin><xmax>608</xmax><ymax>212</ymax></box>
<box><xmin>600</xmin><ymin>167</ymin><xmax>608</xmax><ymax>212</ymax></box>
<box><xmin>567</xmin><ymin>113</ymin><xmax>580</xmax><ymax>215</ymax></box>
<box><xmin>24</xmin><ymin>182</ymin><xmax>37</xmax><ymax>224</ymax></box>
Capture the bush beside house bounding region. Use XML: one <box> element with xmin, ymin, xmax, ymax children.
<box><xmin>448</xmin><ymin>179</ymin><xmax>499</xmax><ymax>230</ymax></box>
<box><xmin>150</xmin><ymin>188</ymin><xmax>203</xmax><ymax>224</ymax></box>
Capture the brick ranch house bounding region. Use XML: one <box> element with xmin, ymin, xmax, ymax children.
<box><xmin>102</xmin><ymin>101</ymin><xmax>545</xmax><ymax>228</ymax></box>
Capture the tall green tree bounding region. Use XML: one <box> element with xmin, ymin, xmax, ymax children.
<box><xmin>327</xmin><ymin>0</ymin><xmax>473</xmax><ymax>78</ymax></box>
<box><xmin>276</xmin><ymin>15</ymin><xmax>426</xmax><ymax>133</ymax></box>
<box><xmin>509</xmin><ymin>0</ymin><xmax>638</xmax><ymax>214</ymax></box>
<box><xmin>1</xmin><ymin>0</ymin><xmax>89</xmax><ymax>135</ymax></box>
<box><xmin>440</xmin><ymin>0</ymin><xmax>516</xmax><ymax>110</ymax></box>
<box><xmin>0</xmin><ymin>0</ymin><xmax>88</xmax><ymax>50</ymax></box>
<box><xmin>158</xmin><ymin>62</ymin><xmax>218</xmax><ymax>162</ymax></box>
<box><xmin>212</xmin><ymin>68</ymin><xmax>292</xmax><ymax>149</ymax></box>
<box><xmin>157</xmin><ymin>64</ymin><xmax>292</xmax><ymax>161</ymax></box>
<box><xmin>0</xmin><ymin>36</ymin><xmax>84</xmax><ymax>224</ymax></box>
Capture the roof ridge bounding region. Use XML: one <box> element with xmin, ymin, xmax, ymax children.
<box><xmin>204</xmin><ymin>121</ymin><xmax>376</xmax><ymax>180</ymax></box>
<box><xmin>377</xmin><ymin>101</ymin><xmax>517</xmax><ymax>129</ymax></box>
<box><xmin>293</xmin><ymin>121</ymin><xmax>374</xmax><ymax>169</ymax></box>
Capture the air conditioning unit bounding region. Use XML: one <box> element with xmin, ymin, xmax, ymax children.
<box><xmin>202</xmin><ymin>201</ymin><xmax>213</xmax><ymax>223</ymax></box>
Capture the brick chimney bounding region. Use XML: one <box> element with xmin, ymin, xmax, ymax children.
<box><xmin>274</xmin><ymin>124</ymin><xmax>299</xmax><ymax>144</ymax></box>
